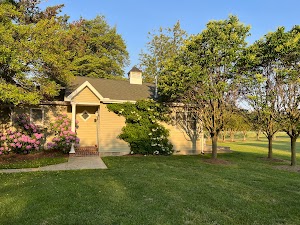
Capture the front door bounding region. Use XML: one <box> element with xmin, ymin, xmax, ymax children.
<box><xmin>76</xmin><ymin>106</ymin><xmax>98</xmax><ymax>147</ymax></box>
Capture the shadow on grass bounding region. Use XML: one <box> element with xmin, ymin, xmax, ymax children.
<box><xmin>1</xmin><ymin>152</ymin><xmax>300</xmax><ymax>225</ymax></box>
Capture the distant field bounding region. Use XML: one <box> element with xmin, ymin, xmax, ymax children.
<box><xmin>216</xmin><ymin>131</ymin><xmax>289</xmax><ymax>141</ymax></box>
<box><xmin>216</xmin><ymin>131</ymin><xmax>296</xmax><ymax>161</ymax></box>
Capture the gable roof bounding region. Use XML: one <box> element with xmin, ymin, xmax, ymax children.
<box><xmin>65</xmin><ymin>76</ymin><xmax>155</xmax><ymax>102</ymax></box>
<box><xmin>128</xmin><ymin>66</ymin><xmax>142</xmax><ymax>74</ymax></box>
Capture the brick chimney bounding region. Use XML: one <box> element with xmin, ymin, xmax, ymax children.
<box><xmin>128</xmin><ymin>66</ymin><xmax>142</xmax><ymax>85</ymax></box>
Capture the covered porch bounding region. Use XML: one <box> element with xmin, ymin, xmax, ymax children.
<box><xmin>69</xmin><ymin>102</ymin><xmax>100</xmax><ymax>155</ymax></box>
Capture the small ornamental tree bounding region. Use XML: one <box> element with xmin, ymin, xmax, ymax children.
<box><xmin>275</xmin><ymin>26</ymin><xmax>300</xmax><ymax>166</ymax></box>
<box><xmin>159</xmin><ymin>16</ymin><xmax>250</xmax><ymax>159</ymax></box>
<box><xmin>46</xmin><ymin>114</ymin><xmax>79</xmax><ymax>153</ymax></box>
<box><xmin>108</xmin><ymin>100</ymin><xmax>173</xmax><ymax>155</ymax></box>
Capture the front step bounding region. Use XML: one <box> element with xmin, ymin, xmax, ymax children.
<box><xmin>74</xmin><ymin>146</ymin><xmax>99</xmax><ymax>157</ymax></box>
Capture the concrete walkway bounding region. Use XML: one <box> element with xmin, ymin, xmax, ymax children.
<box><xmin>0</xmin><ymin>156</ymin><xmax>107</xmax><ymax>173</ymax></box>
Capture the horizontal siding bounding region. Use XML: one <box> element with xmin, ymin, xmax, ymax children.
<box><xmin>73</xmin><ymin>87</ymin><xmax>100</xmax><ymax>103</ymax></box>
<box><xmin>161</xmin><ymin>122</ymin><xmax>204</xmax><ymax>155</ymax></box>
<box><xmin>2</xmin><ymin>104</ymin><xmax>205</xmax><ymax>155</ymax></box>
<box><xmin>99</xmin><ymin>104</ymin><xmax>130</xmax><ymax>153</ymax></box>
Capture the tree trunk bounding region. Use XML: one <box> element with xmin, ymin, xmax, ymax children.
<box><xmin>222</xmin><ymin>132</ymin><xmax>225</xmax><ymax>142</ymax></box>
<box><xmin>192</xmin><ymin>137</ymin><xmax>197</xmax><ymax>154</ymax></box>
<box><xmin>230</xmin><ymin>130</ymin><xmax>234</xmax><ymax>142</ymax></box>
<box><xmin>211</xmin><ymin>134</ymin><xmax>218</xmax><ymax>159</ymax></box>
<box><xmin>291</xmin><ymin>137</ymin><xmax>297</xmax><ymax>166</ymax></box>
<box><xmin>243</xmin><ymin>131</ymin><xmax>246</xmax><ymax>141</ymax></box>
<box><xmin>256</xmin><ymin>130</ymin><xmax>260</xmax><ymax>141</ymax></box>
<box><xmin>268</xmin><ymin>135</ymin><xmax>273</xmax><ymax>159</ymax></box>
<box><xmin>223</xmin><ymin>130</ymin><xmax>227</xmax><ymax>142</ymax></box>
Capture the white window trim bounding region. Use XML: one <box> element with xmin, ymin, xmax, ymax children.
<box><xmin>80</xmin><ymin>110</ymin><xmax>91</xmax><ymax>121</ymax></box>
<box><xmin>30</xmin><ymin>108</ymin><xmax>44</xmax><ymax>126</ymax></box>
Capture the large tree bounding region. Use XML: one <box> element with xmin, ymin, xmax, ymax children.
<box><xmin>139</xmin><ymin>21</ymin><xmax>187</xmax><ymax>85</ymax></box>
<box><xmin>0</xmin><ymin>1</ymin><xmax>74</xmax><ymax>105</ymax></box>
<box><xmin>70</xmin><ymin>16</ymin><xmax>129</xmax><ymax>79</ymax></box>
<box><xmin>0</xmin><ymin>1</ymin><xmax>130</xmax><ymax>105</ymax></box>
<box><xmin>159</xmin><ymin>16</ymin><xmax>250</xmax><ymax>159</ymax></box>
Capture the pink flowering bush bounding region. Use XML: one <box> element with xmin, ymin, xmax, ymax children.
<box><xmin>46</xmin><ymin>114</ymin><xmax>80</xmax><ymax>154</ymax></box>
<box><xmin>0</xmin><ymin>130</ymin><xmax>43</xmax><ymax>154</ymax></box>
<box><xmin>0</xmin><ymin>132</ymin><xmax>10</xmax><ymax>155</ymax></box>
<box><xmin>14</xmin><ymin>113</ymin><xmax>41</xmax><ymax>135</ymax></box>
<box><xmin>0</xmin><ymin>114</ymin><xmax>44</xmax><ymax>155</ymax></box>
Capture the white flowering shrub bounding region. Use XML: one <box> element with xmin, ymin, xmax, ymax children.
<box><xmin>107</xmin><ymin>100</ymin><xmax>173</xmax><ymax>155</ymax></box>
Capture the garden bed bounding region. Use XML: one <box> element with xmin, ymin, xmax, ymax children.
<box><xmin>0</xmin><ymin>151</ymin><xmax>68</xmax><ymax>169</ymax></box>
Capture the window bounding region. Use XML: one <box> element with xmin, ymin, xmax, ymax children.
<box><xmin>30</xmin><ymin>108</ymin><xmax>44</xmax><ymax>126</ymax></box>
<box><xmin>176</xmin><ymin>111</ymin><xmax>198</xmax><ymax>130</ymax></box>
<box><xmin>80</xmin><ymin>110</ymin><xmax>90</xmax><ymax>121</ymax></box>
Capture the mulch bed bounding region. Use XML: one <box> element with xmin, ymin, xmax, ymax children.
<box><xmin>123</xmin><ymin>154</ymin><xmax>144</xmax><ymax>157</ymax></box>
<box><xmin>275</xmin><ymin>165</ymin><xmax>300</xmax><ymax>173</ymax></box>
<box><xmin>258</xmin><ymin>157</ymin><xmax>287</xmax><ymax>163</ymax></box>
<box><xmin>0</xmin><ymin>151</ymin><xmax>67</xmax><ymax>164</ymax></box>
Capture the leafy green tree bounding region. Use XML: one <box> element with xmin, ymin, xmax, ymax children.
<box><xmin>0</xmin><ymin>1</ymin><xmax>130</xmax><ymax>106</ymax></box>
<box><xmin>159</xmin><ymin>16</ymin><xmax>250</xmax><ymax>159</ymax></box>
<box><xmin>0</xmin><ymin>1</ymin><xmax>74</xmax><ymax>105</ymax></box>
<box><xmin>248</xmin><ymin>111</ymin><xmax>262</xmax><ymax>141</ymax></box>
<box><xmin>242</xmin><ymin>26</ymin><xmax>300</xmax><ymax>165</ymax></box>
<box><xmin>71</xmin><ymin>16</ymin><xmax>129</xmax><ymax>79</ymax></box>
<box><xmin>275</xmin><ymin>26</ymin><xmax>300</xmax><ymax>166</ymax></box>
<box><xmin>223</xmin><ymin>112</ymin><xmax>250</xmax><ymax>142</ymax></box>
<box><xmin>240</xmin><ymin>31</ymin><xmax>284</xmax><ymax>159</ymax></box>
<box><xmin>139</xmin><ymin>21</ymin><xmax>187</xmax><ymax>84</ymax></box>
<box><xmin>3</xmin><ymin>0</ymin><xmax>67</xmax><ymax>24</ymax></box>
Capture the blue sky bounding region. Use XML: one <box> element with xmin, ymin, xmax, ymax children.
<box><xmin>41</xmin><ymin>0</ymin><xmax>300</xmax><ymax>74</ymax></box>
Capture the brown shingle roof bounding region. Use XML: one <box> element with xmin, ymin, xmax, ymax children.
<box><xmin>66</xmin><ymin>76</ymin><xmax>155</xmax><ymax>101</ymax></box>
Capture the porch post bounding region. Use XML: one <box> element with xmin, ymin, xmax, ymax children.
<box><xmin>70</xmin><ymin>102</ymin><xmax>76</xmax><ymax>154</ymax></box>
<box><xmin>200</xmin><ymin>121</ymin><xmax>204</xmax><ymax>154</ymax></box>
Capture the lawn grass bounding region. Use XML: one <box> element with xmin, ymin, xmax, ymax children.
<box><xmin>1</xmin><ymin>137</ymin><xmax>300</xmax><ymax>225</ymax></box>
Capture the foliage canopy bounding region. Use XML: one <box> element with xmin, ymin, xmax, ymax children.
<box><xmin>139</xmin><ymin>21</ymin><xmax>187</xmax><ymax>83</ymax></box>
<box><xmin>159</xmin><ymin>15</ymin><xmax>250</xmax><ymax>159</ymax></box>
<box><xmin>0</xmin><ymin>0</ymin><xmax>129</xmax><ymax>105</ymax></box>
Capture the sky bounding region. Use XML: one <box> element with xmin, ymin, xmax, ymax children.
<box><xmin>41</xmin><ymin>0</ymin><xmax>300</xmax><ymax>75</ymax></box>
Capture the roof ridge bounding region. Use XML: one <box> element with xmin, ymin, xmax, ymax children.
<box><xmin>74</xmin><ymin>76</ymin><xmax>154</xmax><ymax>85</ymax></box>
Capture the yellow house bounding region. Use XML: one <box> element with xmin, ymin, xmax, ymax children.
<box><xmin>64</xmin><ymin>67</ymin><xmax>206</xmax><ymax>156</ymax></box>
<box><xmin>1</xmin><ymin>67</ymin><xmax>208</xmax><ymax>156</ymax></box>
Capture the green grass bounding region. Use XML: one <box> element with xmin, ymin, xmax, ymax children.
<box><xmin>218</xmin><ymin>132</ymin><xmax>294</xmax><ymax>161</ymax></box>
<box><xmin>1</xmin><ymin>137</ymin><xmax>300</xmax><ymax>225</ymax></box>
